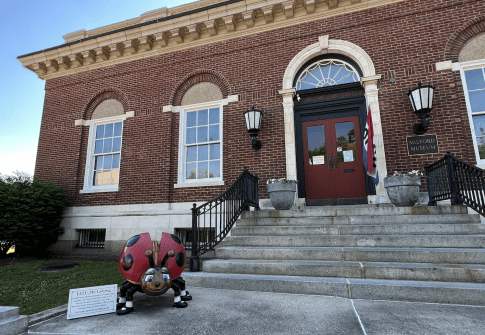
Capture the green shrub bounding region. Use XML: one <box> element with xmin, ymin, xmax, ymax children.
<box><xmin>0</xmin><ymin>172</ymin><xmax>69</xmax><ymax>257</ymax></box>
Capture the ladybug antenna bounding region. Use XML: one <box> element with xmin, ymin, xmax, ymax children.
<box><xmin>145</xmin><ymin>250</ymin><xmax>155</xmax><ymax>268</ymax></box>
<box><xmin>161</xmin><ymin>249</ymin><xmax>175</xmax><ymax>267</ymax></box>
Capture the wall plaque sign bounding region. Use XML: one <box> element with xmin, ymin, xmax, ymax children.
<box><xmin>67</xmin><ymin>284</ymin><xmax>117</xmax><ymax>319</ymax></box>
<box><xmin>406</xmin><ymin>134</ymin><xmax>439</xmax><ymax>155</ymax></box>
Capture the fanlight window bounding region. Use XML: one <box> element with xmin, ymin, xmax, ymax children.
<box><xmin>296</xmin><ymin>59</ymin><xmax>360</xmax><ymax>90</ymax></box>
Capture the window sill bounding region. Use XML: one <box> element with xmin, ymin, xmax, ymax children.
<box><xmin>174</xmin><ymin>181</ymin><xmax>225</xmax><ymax>188</ymax></box>
<box><xmin>80</xmin><ymin>186</ymin><xmax>119</xmax><ymax>194</ymax></box>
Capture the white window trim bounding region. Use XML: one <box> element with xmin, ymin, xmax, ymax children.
<box><xmin>175</xmin><ymin>100</ymin><xmax>225</xmax><ymax>187</ymax></box>
<box><xmin>456</xmin><ymin>59</ymin><xmax>485</xmax><ymax>166</ymax></box>
<box><xmin>80</xmin><ymin>114</ymin><xmax>127</xmax><ymax>194</ymax></box>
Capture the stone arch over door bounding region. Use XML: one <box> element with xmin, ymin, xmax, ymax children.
<box><xmin>280</xmin><ymin>36</ymin><xmax>388</xmax><ymax>202</ymax></box>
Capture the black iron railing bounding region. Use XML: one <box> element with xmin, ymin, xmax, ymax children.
<box><xmin>189</xmin><ymin>167</ymin><xmax>259</xmax><ymax>271</ymax></box>
<box><xmin>425</xmin><ymin>151</ymin><xmax>485</xmax><ymax>215</ymax></box>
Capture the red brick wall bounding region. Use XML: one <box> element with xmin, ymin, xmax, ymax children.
<box><xmin>34</xmin><ymin>0</ymin><xmax>485</xmax><ymax>205</ymax></box>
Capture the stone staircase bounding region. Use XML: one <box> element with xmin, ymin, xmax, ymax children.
<box><xmin>184</xmin><ymin>205</ymin><xmax>485</xmax><ymax>305</ymax></box>
<box><xmin>0</xmin><ymin>307</ymin><xmax>28</xmax><ymax>335</ymax></box>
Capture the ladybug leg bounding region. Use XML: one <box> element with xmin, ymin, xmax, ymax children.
<box><xmin>117</xmin><ymin>285</ymin><xmax>139</xmax><ymax>315</ymax></box>
<box><xmin>175</xmin><ymin>277</ymin><xmax>192</xmax><ymax>301</ymax></box>
<box><xmin>171</xmin><ymin>281</ymin><xmax>188</xmax><ymax>308</ymax></box>
<box><xmin>117</xmin><ymin>282</ymin><xmax>132</xmax><ymax>309</ymax></box>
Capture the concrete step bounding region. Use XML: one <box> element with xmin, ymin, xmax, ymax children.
<box><xmin>237</xmin><ymin>214</ymin><xmax>480</xmax><ymax>226</ymax></box>
<box><xmin>232</xmin><ymin>223</ymin><xmax>485</xmax><ymax>236</ymax></box>
<box><xmin>202</xmin><ymin>259</ymin><xmax>485</xmax><ymax>283</ymax></box>
<box><xmin>242</xmin><ymin>205</ymin><xmax>469</xmax><ymax>219</ymax></box>
<box><xmin>0</xmin><ymin>314</ymin><xmax>29</xmax><ymax>335</ymax></box>
<box><xmin>0</xmin><ymin>307</ymin><xmax>19</xmax><ymax>323</ymax></box>
<box><xmin>183</xmin><ymin>272</ymin><xmax>485</xmax><ymax>306</ymax></box>
<box><xmin>215</xmin><ymin>246</ymin><xmax>485</xmax><ymax>264</ymax></box>
<box><xmin>223</xmin><ymin>234</ymin><xmax>485</xmax><ymax>248</ymax></box>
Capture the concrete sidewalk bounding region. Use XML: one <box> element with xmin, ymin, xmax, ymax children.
<box><xmin>26</xmin><ymin>287</ymin><xmax>485</xmax><ymax>335</ymax></box>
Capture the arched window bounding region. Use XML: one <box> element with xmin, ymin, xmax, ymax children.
<box><xmin>296</xmin><ymin>59</ymin><xmax>360</xmax><ymax>90</ymax></box>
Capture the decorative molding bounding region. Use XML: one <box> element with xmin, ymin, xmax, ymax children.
<box><xmin>163</xmin><ymin>105</ymin><xmax>173</xmax><ymax>113</ymax></box>
<box><xmin>74</xmin><ymin>111</ymin><xmax>134</xmax><ymax>126</ymax></box>
<box><xmin>226</xmin><ymin>94</ymin><xmax>239</xmax><ymax>103</ymax></box>
<box><xmin>360</xmin><ymin>74</ymin><xmax>382</xmax><ymax>84</ymax></box>
<box><xmin>174</xmin><ymin>181</ymin><xmax>225</xmax><ymax>188</ymax></box>
<box><xmin>18</xmin><ymin>0</ymin><xmax>407</xmax><ymax>80</ymax></box>
<box><xmin>319</xmin><ymin>35</ymin><xmax>329</xmax><ymax>50</ymax></box>
<box><xmin>435</xmin><ymin>60</ymin><xmax>453</xmax><ymax>71</ymax></box>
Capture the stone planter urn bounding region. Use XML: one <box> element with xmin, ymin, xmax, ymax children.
<box><xmin>267</xmin><ymin>181</ymin><xmax>297</xmax><ymax>210</ymax></box>
<box><xmin>384</xmin><ymin>175</ymin><xmax>421</xmax><ymax>207</ymax></box>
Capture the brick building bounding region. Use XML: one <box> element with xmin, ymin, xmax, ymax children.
<box><xmin>18</xmin><ymin>0</ymin><xmax>485</xmax><ymax>259</ymax></box>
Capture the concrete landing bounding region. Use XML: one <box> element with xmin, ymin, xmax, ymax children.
<box><xmin>24</xmin><ymin>286</ymin><xmax>485</xmax><ymax>335</ymax></box>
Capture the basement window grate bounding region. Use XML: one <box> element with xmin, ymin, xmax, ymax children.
<box><xmin>77</xmin><ymin>229</ymin><xmax>106</xmax><ymax>248</ymax></box>
<box><xmin>174</xmin><ymin>228</ymin><xmax>215</xmax><ymax>251</ymax></box>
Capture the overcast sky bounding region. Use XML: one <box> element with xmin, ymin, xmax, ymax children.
<box><xmin>0</xmin><ymin>0</ymin><xmax>193</xmax><ymax>176</ymax></box>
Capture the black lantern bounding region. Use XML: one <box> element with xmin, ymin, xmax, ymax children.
<box><xmin>407</xmin><ymin>82</ymin><xmax>435</xmax><ymax>135</ymax></box>
<box><xmin>244</xmin><ymin>106</ymin><xmax>263</xmax><ymax>150</ymax></box>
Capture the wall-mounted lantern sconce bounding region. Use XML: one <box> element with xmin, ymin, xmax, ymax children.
<box><xmin>244</xmin><ymin>106</ymin><xmax>263</xmax><ymax>150</ymax></box>
<box><xmin>407</xmin><ymin>82</ymin><xmax>435</xmax><ymax>135</ymax></box>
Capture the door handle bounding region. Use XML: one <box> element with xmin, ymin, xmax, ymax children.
<box><xmin>328</xmin><ymin>155</ymin><xmax>333</xmax><ymax>170</ymax></box>
<box><xmin>333</xmin><ymin>154</ymin><xmax>338</xmax><ymax>170</ymax></box>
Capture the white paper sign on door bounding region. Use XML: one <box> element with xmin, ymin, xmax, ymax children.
<box><xmin>343</xmin><ymin>150</ymin><xmax>354</xmax><ymax>162</ymax></box>
<box><xmin>311</xmin><ymin>155</ymin><xmax>325</xmax><ymax>165</ymax></box>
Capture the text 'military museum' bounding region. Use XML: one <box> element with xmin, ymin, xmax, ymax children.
<box><xmin>18</xmin><ymin>0</ymin><xmax>485</xmax><ymax>258</ymax></box>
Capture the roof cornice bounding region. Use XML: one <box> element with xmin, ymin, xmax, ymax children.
<box><xmin>18</xmin><ymin>0</ymin><xmax>405</xmax><ymax>80</ymax></box>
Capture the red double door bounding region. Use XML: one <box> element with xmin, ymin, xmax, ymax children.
<box><xmin>302</xmin><ymin>115</ymin><xmax>367</xmax><ymax>205</ymax></box>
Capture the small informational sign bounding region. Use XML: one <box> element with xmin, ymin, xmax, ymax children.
<box><xmin>343</xmin><ymin>150</ymin><xmax>354</xmax><ymax>162</ymax></box>
<box><xmin>337</xmin><ymin>147</ymin><xmax>343</xmax><ymax>152</ymax></box>
<box><xmin>67</xmin><ymin>284</ymin><xmax>117</xmax><ymax>320</ymax></box>
<box><xmin>406</xmin><ymin>135</ymin><xmax>439</xmax><ymax>155</ymax></box>
<box><xmin>311</xmin><ymin>155</ymin><xmax>325</xmax><ymax>165</ymax></box>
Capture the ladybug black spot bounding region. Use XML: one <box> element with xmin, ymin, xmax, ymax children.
<box><xmin>122</xmin><ymin>254</ymin><xmax>134</xmax><ymax>271</ymax></box>
<box><xmin>176</xmin><ymin>252</ymin><xmax>185</xmax><ymax>267</ymax></box>
<box><xmin>126</xmin><ymin>235</ymin><xmax>140</xmax><ymax>247</ymax></box>
<box><xmin>170</xmin><ymin>234</ymin><xmax>182</xmax><ymax>244</ymax></box>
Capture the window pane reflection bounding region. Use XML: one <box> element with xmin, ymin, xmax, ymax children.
<box><xmin>209</xmin><ymin>161</ymin><xmax>220</xmax><ymax>178</ymax></box>
<box><xmin>186</xmin><ymin>163</ymin><xmax>196</xmax><ymax>179</ymax></box>
<box><xmin>465</xmin><ymin>69</ymin><xmax>485</xmax><ymax>91</ymax></box>
<box><xmin>473</xmin><ymin>115</ymin><xmax>485</xmax><ymax>137</ymax></box>
<box><xmin>198</xmin><ymin>162</ymin><xmax>208</xmax><ymax>179</ymax></box>
<box><xmin>335</xmin><ymin>122</ymin><xmax>356</xmax><ymax>163</ymax></box>
<box><xmin>307</xmin><ymin>125</ymin><xmax>325</xmax><ymax>165</ymax></box>
<box><xmin>187</xmin><ymin>147</ymin><xmax>197</xmax><ymax>162</ymax></box>
<box><xmin>469</xmin><ymin>90</ymin><xmax>485</xmax><ymax>113</ymax></box>
<box><xmin>198</xmin><ymin>110</ymin><xmax>208</xmax><ymax>126</ymax></box>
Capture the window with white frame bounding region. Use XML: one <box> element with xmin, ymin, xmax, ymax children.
<box><xmin>462</xmin><ymin>64</ymin><xmax>485</xmax><ymax>163</ymax></box>
<box><xmin>178</xmin><ymin>102</ymin><xmax>222</xmax><ymax>184</ymax></box>
<box><xmin>82</xmin><ymin>116</ymin><xmax>124</xmax><ymax>192</ymax></box>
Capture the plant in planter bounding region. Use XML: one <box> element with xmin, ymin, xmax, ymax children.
<box><xmin>267</xmin><ymin>178</ymin><xmax>298</xmax><ymax>210</ymax></box>
<box><xmin>384</xmin><ymin>170</ymin><xmax>423</xmax><ymax>207</ymax></box>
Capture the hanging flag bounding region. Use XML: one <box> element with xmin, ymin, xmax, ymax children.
<box><xmin>363</xmin><ymin>108</ymin><xmax>379</xmax><ymax>185</ymax></box>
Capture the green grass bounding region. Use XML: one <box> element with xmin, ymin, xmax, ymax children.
<box><xmin>0</xmin><ymin>260</ymin><xmax>125</xmax><ymax>315</ymax></box>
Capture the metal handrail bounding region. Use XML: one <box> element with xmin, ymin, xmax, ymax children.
<box><xmin>425</xmin><ymin>151</ymin><xmax>485</xmax><ymax>215</ymax></box>
<box><xmin>189</xmin><ymin>167</ymin><xmax>259</xmax><ymax>271</ymax></box>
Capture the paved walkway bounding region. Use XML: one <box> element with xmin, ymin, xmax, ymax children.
<box><xmin>26</xmin><ymin>287</ymin><xmax>485</xmax><ymax>335</ymax></box>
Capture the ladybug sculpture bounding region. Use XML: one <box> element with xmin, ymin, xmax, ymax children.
<box><xmin>117</xmin><ymin>232</ymin><xmax>192</xmax><ymax>315</ymax></box>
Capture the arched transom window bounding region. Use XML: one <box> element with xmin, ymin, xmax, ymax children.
<box><xmin>296</xmin><ymin>59</ymin><xmax>360</xmax><ymax>90</ymax></box>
